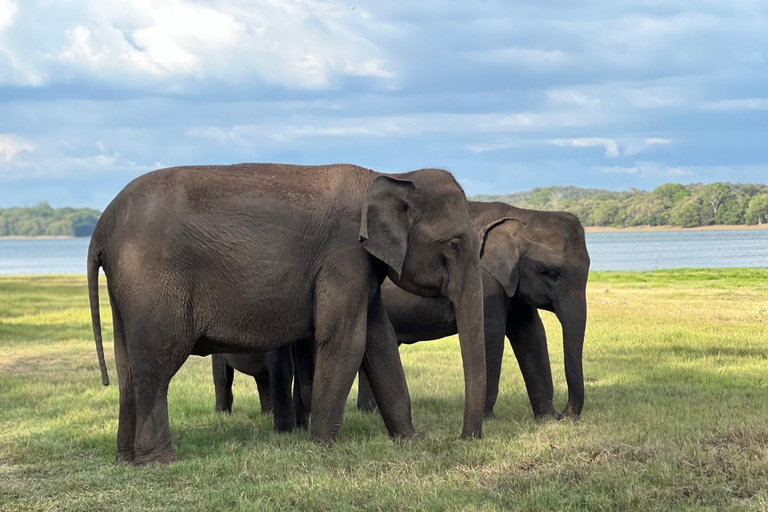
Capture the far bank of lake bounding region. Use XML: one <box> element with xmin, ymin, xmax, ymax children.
<box><xmin>1</xmin><ymin>228</ymin><xmax>767</xmax><ymax>274</ymax></box>
<box><xmin>584</xmin><ymin>224</ymin><xmax>768</xmax><ymax>233</ymax></box>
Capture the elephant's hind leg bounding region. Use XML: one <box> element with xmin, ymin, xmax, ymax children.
<box><xmin>212</xmin><ymin>354</ymin><xmax>235</xmax><ymax>413</ymax></box>
<box><xmin>254</xmin><ymin>364</ymin><xmax>273</xmax><ymax>415</ymax></box>
<box><xmin>126</xmin><ymin>320</ymin><xmax>191</xmax><ymax>465</ymax></box>
<box><xmin>361</xmin><ymin>290</ymin><xmax>416</xmax><ymax>439</ymax></box>
<box><xmin>111</xmin><ymin>296</ymin><xmax>136</xmax><ymax>464</ymax></box>
<box><xmin>507</xmin><ymin>304</ymin><xmax>557</xmax><ymax>419</ymax></box>
<box><xmin>356</xmin><ymin>368</ymin><xmax>378</xmax><ymax>413</ymax></box>
<box><xmin>268</xmin><ymin>345</ymin><xmax>297</xmax><ymax>432</ymax></box>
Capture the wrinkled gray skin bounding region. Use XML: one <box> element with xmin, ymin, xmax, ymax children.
<box><xmin>357</xmin><ymin>202</ymin><xmax>590</xmax><ymax>420</ymax></box>
<box><xmin>88</xmin><ymin>164</ymin><xmax>487</xmax><ymax>465</ymax></box>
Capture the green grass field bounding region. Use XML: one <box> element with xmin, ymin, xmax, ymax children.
<box><xmin>1</xmin><ymin>269</ymin><xmax>767</xmax><ymax>511</ymax></box>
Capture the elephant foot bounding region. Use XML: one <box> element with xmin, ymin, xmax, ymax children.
<box><xmin>357</xmin><ymin>402</ymin><xmax>378</xmax><ymax>414</ymax></box>
<box><xmin>533</xmin><ymin>407</ymin><xmax>559</xmax><ymax>421</ymax></box>
<box><xmin>133</xmin><ymin>444</ymin><xmax>179</xmax><ymax>466</ymax></box>
<box><xmin>460</xmin><ymin>429</ymin><xmax>483</xmax><ymax>440</ymax></box>
<box><xmin>392</xmin><ymin>431</ymin><xmax>419</xmax><ymax>442</ymax></box>
<box><xmin>116</xmin><ymin>450</ymin><xmax>135</xmax><ymax>464</ymax></box>
<box><xmin>484</xmin><ymin>410</ymin><xmax>497</xmax><ymax>420</ymax></box>
<box><xmin>273</xmin><ymin>423</ymin><xmax>297</xmax><ymax>434</ymax></box>
<box><xmin>557</xmin><ymin>410</ymin><xmax>581</xmax><ymax>422</ymax></box>
<box><xmin>214</xmin><ymin>405</ymin><xmax>233</xmax><ymax>414</ymax></box>
<box><xmin>311</xmin><ymin>434</ymin><xmax>337</xmax><ymax>446</ymax></box>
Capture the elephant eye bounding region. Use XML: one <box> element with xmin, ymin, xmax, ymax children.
<box><xmin>449</xmin><ymin>238</ymin><xmax>462</xmax><ymax>254</ymax></box>
<box><xmin>540</xmin><ymin>268</ymin><xmax>562</xmax><ymax>282</ymax></box>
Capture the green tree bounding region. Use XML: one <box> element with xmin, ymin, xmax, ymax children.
<box><xmin>702</xmin><ymin>183</ymin><xmax>732</xmax><ymax>225</ymax></box>
<box><xmin>0</xmin><ymin>205</ymin><xmax>102</xmax><ymax>236</ymax></box>
<box><xmin>746</xmin><ymin>194</ymin><xmax>768</xmax><ymax>224</ymax></box>
<box><xmin>653</xmin><ymin>183</ymin><xmax>690</xmax><ymax>207</ymax></box>
<box><xmin>592</xmin><ymin>200</ymin><xmax>620</xmax><ymax>226</ymax></box>
<box><xmin>44</xmin><ymin>220</ymin><xmax>75</xmax><ymax>236</ymax></box>
<box><xmin>669</xmin><ymin>197</ymin><xmax>703</xmax><ymax>227</ymax></box>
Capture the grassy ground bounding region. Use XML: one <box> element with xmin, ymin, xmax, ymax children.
<box><xmin>1</xmin><ymin>269</ymin><xmax>767</xmax><ymax>511</ymax></box>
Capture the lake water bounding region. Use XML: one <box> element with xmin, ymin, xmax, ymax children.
<box><xmin>1</xmin><ymin>230</ymin><xmax>767</xmax><ymax>274</ymax></box>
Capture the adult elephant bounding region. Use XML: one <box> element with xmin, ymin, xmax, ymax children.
<box><xmin>357</xmin><ymin>202</ymin><xmax>590</xmax><ymax>420</ymax></box>
<box><xmin>88</xmin><ymin>163</ymin><xmax>488</xmax><ymax>465</ymax></box>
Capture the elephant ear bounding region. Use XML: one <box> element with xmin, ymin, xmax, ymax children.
<box><xmin>359</xmin><ymin>176</ymin><xmax>416</xmax><ymax>277</ymax></box>
<box><xmin>478</xmin><ymin>218</ymin><xmax>524</xmax><ymax>297</ymax></box>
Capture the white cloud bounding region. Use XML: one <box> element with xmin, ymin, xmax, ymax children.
<box><xmin>463</xmin><ymin>142</ymin><xmax>514</xmax><ymax>153</ymax></box>
<box><xmin>2</xmin><ymin>0</ymin><xmax>396</xmax><ymax>89</ymax></box>
<box><xmin>598</xmin><ymin>161</ymin><xmax>693</xmax><ymax>177</ymax></box>
<box><xmin>549</xmin><ymin>137</ymin><xmax>621</xmax><ymax>157</ymax></box>
<box><xmin>0</xmin><ymin>134</ymin><xmax>34</xmax><ymax>162</ymax></box>
<box><xmin>548</xmin><ymin>137</ymin><xmax>673</xmax><ymax>158</ymax></box>
<box><xmin>623</xmin><ymin>137</ymin><xmax>673</xmax><ymax>156</ymax></box>
<box><xmin>644</xmin><ymin>138</ymin><xmax>673</xmax><ymax>146</ymax></box>
<box><xmin>700</xmin><ymin>98</ymin><xmax>768</xmax><ymax>111</ymax></box>
<box><xmin>469</xmin><ymin>47</ymin><xmax>567</xmax><ymax>67</ymax></box>
<box><xmin>546</xmin><ymin>89</ymin><xmax>601</xmax><ymax>108</ymax></box>
<box><xmin>0</xmin><ymin>0</ymin><xmax>17</xmax><ymax>32</ymax></box>
<box><xmin>626</xmin><ymin>88</ymin><xmax>682</xmax><ymax>109</ymax></box>
<box><xmin>186</xmin><ymin>109</ymin><xmax>607</xmax><ymax>147</ymax></box>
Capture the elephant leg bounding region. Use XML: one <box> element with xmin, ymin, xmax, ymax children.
<box><xmin>356</xmin><ymin>368</ymin><xmax>378</xmax><ymax>413</ymax></box>
<box><xmin>310</xmin><ymin>296</ymin><xmax>368</xmax><ymax>444</ymax></box>
<box><xmin>483</xmin><ymin>315</ymin><xmax>507</xmax><ymax>419</ymax></box>
<box><xmin>254</xmin><ymin>363</ymin><xmax>273</xmax><ymax>415</ymax></box>
<box><xmin>294</xmin><ymin>376</ymin><xmax>309</xmax><ymax>429</ymax></box>
<box><xmin>268</xmin><ymin>345</ymin><xmax>296</xmax><ymax>432</ymax></box>
<box><xmin>111</xmin><ymin>297</ymin><xmax>135</xmax><ymax>463</ymax></box>
<box><xmin>293</xmin><ymin>339</ymin><xmax>314</xmax><ymax>429</ymax></box>
<box><xmin>212</xmin><ymin>354</ymin><xmax>235</xmax><ymax>413</ymax></box>
<box><xmin>127</xmin><ymin>324</ymin><xmax>190</xmax><ymax>465</ymax></box>
<box><xmin>360</xmin><ymin>290</ymin><xmax>416</xmax><ymax>439</ymax></box>
<box><xmin>507</xmin><ymin>304</ymin><xmax>557</xmax><ymax>419</ymax></box>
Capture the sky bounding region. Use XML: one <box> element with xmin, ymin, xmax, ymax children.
<box><xmin>0</xmin><ymin>1</ymin><xmax>767</xmax><ymax>209</ymax></box>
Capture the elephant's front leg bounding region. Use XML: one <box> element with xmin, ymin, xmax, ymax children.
<box><xmin>309</xmin><ymin>284</ymin><xmax>369</xmax><ymax>443</ymax></box>
<box><xmin>360</xmin><ymin>290</ymin><xmax>417</xmax><ymax>439</ymax></box>
<box><xmin>507</xmin><ymin>303</ymin><xmax>557</xmax><ymax>419</ymax></box>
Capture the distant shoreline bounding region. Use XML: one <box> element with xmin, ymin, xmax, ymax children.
<box><xmin>0</xmin><ymin>235</ymin><xmax>78</xmax><ymax>240</ymax></box>
<box><xmin>584</xmin><ymin>224</ymin><xmax>768</xmax><ymax>233</ymax></box>
<box><xmin>1</xmin><ymin>225</ymin><xmax>767</xmax><ymax>238</ymax></box>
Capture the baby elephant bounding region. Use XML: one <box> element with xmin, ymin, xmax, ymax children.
<box><xmin>212</xmin><ymin>341</ymin><xmax>314</xmax><ymax>432</ymax></box>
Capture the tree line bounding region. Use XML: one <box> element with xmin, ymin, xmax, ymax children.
<box><xmin>2</xmin><ymin>182</ymin><xmax>767</xmax><ymax>236</ymax></box>
<box><xmin>473</xmin><ymin>182</ymin><xmax>768</xmax><ymax>228</ymax></box>
<box><xmin>0</xmin><ymin>203</ymin><xmax>100</xmax><ymax>237</ymax></box>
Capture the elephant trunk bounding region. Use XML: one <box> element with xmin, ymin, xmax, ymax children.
<box><xmin>555</xmin><ymin>290</ymin><xmax>587</xmax><ymax>418</ymax></box>
<box><xmin>451</xmin><ymin>262</ymin><xmax>487</xmax><ymax>439</ymax></box>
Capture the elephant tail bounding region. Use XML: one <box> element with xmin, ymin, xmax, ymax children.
<box><xmin>88</xmin><ymin>237</ymin><xmax>110</xmax><ymax>386</ymax></box>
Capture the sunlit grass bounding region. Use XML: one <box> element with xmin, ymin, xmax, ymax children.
<box><xmin>1</xmin><ymin>269</ymin><xmax>767</xmax><ymax>511</ymax></box>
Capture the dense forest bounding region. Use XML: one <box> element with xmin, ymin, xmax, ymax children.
<box><xmin>1</xmin><ymin>182</ymin><xmax>767</xmax><ymax>236</ymax></box>
<box><xmin>0</xmin><ymin>203</ymin><xmax>100</xmax><ymax>237</ymax></box>
<box><xmin>473</xmin><ymin>182</ymin><xmax>768</xmax><ymax>228</ymax></box>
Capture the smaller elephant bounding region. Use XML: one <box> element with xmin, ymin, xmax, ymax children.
<box><xmin>357</xmin><ymin>202</ymin><xmax>590</xmax><ymax>420</ymax></box>
<box><xmin>212</xmin><ymin>340</ymin><xmax>315</xmax><ymax>432</ymax></box>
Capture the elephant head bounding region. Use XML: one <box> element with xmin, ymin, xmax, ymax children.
<box><xmin>360</xmin><ymin>170</ymin><xmax>486</xmax><ymax>438</ymax></box>
<box><xmin>476</xmin><ymin>206</ymin><xmax>590</xmax><ymax>418</ymax></box>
